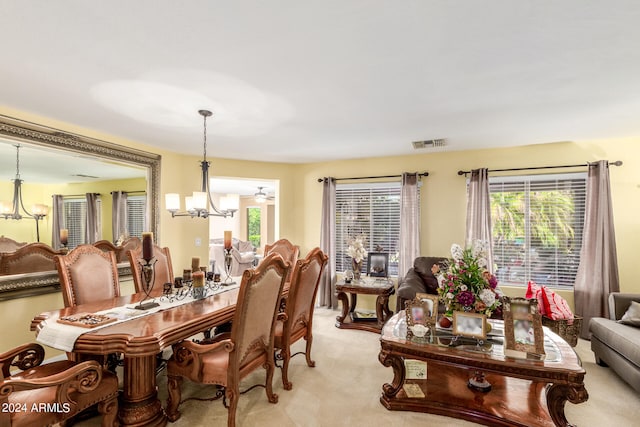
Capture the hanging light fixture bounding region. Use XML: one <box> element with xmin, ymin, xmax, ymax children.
<box><xmin>165</xmin><ymin>110</ymin><xmax>238</xmax><ymax>218</ymax></box>
<box><xmin>0</xmin><ymin>145</ymin><xmax>49</xmax><ymax>241</ymax></box>
<box><xmin>254</xmin><ymin>187</ymin><xmax>267</xmax><ymax>203</ymax></box>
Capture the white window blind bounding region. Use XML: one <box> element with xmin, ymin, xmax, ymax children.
<box><xmin>490</xmin><ymin>173</ymin><xmax>587</xmax><ymax>288</ymax></box>
<box><xmin>335</xmin><ymin>182</ymin><xmax>402</xmax><ymax>276</ymax></box>
<box><xmin>63</xmin><ymin>198</ymin><xmax>102</xmax><ymax>249</ymax></box>
<box><xmin>126</xmin><ymin>195</ymin><xmax>147</xmax><ymax>238</ymax></box>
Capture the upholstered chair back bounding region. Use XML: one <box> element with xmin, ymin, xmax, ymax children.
<box><xmin>55</xmin><ymin>244</ymin><xmax>120</xmax><ymax>307</ymax></box>
<box><xmin>127</xmin><ymin>244</ymin><xmax>174</xmax><ymax>297</ymax></box>
<box><xmin>287</xmin><ymin>248</ymin><xmax>328</xmax><ymax>335</ymax></box>
<box><xmin>0</xmin><ymin>243</ymin><xmax>65</xmax><ymax>275</ymax></box>
<box><xmin>231</xmin><ymin>253</ymin><xmax>289</xmax><ymax>371</ymax></box>
<box><xmin>264</xmin><ymin>238</ymin><xmax>299</xmax><ymax>283</ymax></box>
<box><xmin>0</xmin><ymin>235</ymin><xmax>27</xmax><ymax>252</ymax></box>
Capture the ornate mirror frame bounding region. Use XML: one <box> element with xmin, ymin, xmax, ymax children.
<box><xmin>0</xmin><ymin>114</ymin><xmax>161</xmax><ymax>300</ymax></box>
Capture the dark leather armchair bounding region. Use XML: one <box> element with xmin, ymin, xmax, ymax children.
<box><xmin>166</xmin><ymin>253</ymin><xmax>290</xmax><ymax>427</ymax></box>
<box><xmin>396</xmin><ymin>256</ymin><xmax>448</xmax><ymax>312</ymax></box>
<box><xmin>0</xmin><ymin>343</ymin><xmax>118</xmax><ymax>427</ymax></box>
<box><xmin>274</xmin><ymin>247</ymin><xmax>327</xmax><ymax>390</ymax></box>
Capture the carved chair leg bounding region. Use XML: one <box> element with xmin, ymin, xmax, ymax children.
<box><xmin>98</xmin><ymin>395</ymin><xmax>118</xmax><ymax>427</ymax></box>
<box><xmin>265</xmin><ymin>360</ymin><xmax>279</xmax><ymax>404</ymax></box>
<box><xmin>166</xmin><ymin>374</ymin><xmax>183</xmax><ymax>422</ymax></box>
<box><xmin>281</xmin><ymin>347</ymin><xmax>292</xmax><ymax>390</ymax></box>
<box><xmin>226</xmin><ymin>386</ymin><xmax>239</xmax><ymax>427</ymax></box>
<box><xmin>305</xmin><ymin>332</ymin><xmax>316</xmax><ymax>368</ymax></box>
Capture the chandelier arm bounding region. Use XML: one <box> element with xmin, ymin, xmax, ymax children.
<box><xmin>16</xmin><ymin>179</ymin><xmax>34</xmax><ymax>218</ymax></box>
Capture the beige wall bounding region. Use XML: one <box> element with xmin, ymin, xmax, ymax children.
<box><xmin>1</xmin><ymin>106</ymin><xmax>639</xmax><ymax>355</ymax></box>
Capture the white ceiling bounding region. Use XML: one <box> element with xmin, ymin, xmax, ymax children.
<box><xmin>1</xmin><ymin>1</ymin><xmax>639</xmax><ymax>165</ymax></box>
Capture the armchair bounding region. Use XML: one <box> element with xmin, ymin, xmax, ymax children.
<box><xmin>0</xmin><ymin>343</ymin><xmax>118</xmax><ymax>427</ymax></box>
<box><xmin>396</xmin><ymin>256</ymin><xmax>448</xmax><ymax>312</ymax></box>
<box><xmin>209</xmin><ymin>244</ymin><xmax>255</xmax><ymax>277</ymax></box>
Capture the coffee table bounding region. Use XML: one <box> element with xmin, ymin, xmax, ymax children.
<box><xmin>335</xmin><ymin>278</ymin><xmax>394</xmax><ymax>333</ymax></box>
<box><xmin>379</xmin><ymin>312</ymin><xmax>587</xmax><ymax>427</ymax></box>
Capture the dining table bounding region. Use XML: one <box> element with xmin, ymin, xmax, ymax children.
<box><xmin>30</xmin><ymin>284</ymin><xmax>243</xmax><ymax>427</ymax></box>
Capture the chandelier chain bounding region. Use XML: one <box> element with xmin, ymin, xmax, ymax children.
<box><xmin>15</xmin><ymin>144</ymin><xmax>21</xmax><ymax>179</ymax></box>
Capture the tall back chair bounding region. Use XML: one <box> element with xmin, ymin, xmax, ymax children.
<box><xmin>54</xmin><ymin>244</ymin><xmax>120</xmax><ymax>307</ymax></box>
<box><xmin>264</xmin><ymin>238</ymin><xmax>299</xmax><ymax>283</ymax></box>
<box><xmin>127</xmin><ymin>244</ymin><xmax>174</xmax><ymax>297</ymax></box>
<box><xmin>0</xmin><ymin>235</ymin><xmax>27</xmax><ymax>252</ymax></box>
<box><xmin>0</xmin><ymin>243</ymin><xmax>65</xmax><ymax>275</ymax></box>
<box><xmin>274</xmin><ymin>247</ymin><xmax>328</xmax><ymax>390</ymax></box>
<box><xmin>166</xmin><ymin>253</ymin><xmax>290</xmax><ymax>427</ymax></box>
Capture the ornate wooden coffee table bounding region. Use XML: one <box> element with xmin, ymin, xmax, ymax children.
<box><xmin>335</xmin><ymin>278</ymin><xmax>394</xmax><ymax>333</ymax></box>
<box><xmin>378</xmin><ymin>312</ymin><xmax>587</xmax><ymax>427</ymax></box>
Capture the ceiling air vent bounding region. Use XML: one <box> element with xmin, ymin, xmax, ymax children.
<box><xmin>71</xmin><ymin>174</ymin><xmax>100</xmax><ymax>179</ymax></box>
<box><xmin>412</xmin><ymin>139</ymin><xmax>446</xmax><ymax>150</ymax></box>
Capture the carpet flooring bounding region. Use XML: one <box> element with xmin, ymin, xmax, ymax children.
<box><xmin>76</xmin><ymin>308</ymin><xmax>640</xmax><ymax>426</ymax></box>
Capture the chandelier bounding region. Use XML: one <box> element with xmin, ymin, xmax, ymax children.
<box><xmin>0</xmin><ymin>145</ymin><xmax>49</xmax><ymax>241</ymax></box>
<box><xmin>165</xmin><ymin>110</ymin><xmax>237</xmax><ymax>218</ymax></box>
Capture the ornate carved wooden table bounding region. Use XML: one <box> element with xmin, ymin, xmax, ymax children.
<box><xmin>335</xmin><ymin>278</ymin><xmax>395</xmax><ymax>333</ymax></box>
<box><xmin>378</xmin><ymin>312</ymin><xmax>587</xmax><ymax>427</ymax></box>
<box><xmin>31</xmin><ymin>288</ymin><xmax>241</xmax><ymax>427</ymax></box>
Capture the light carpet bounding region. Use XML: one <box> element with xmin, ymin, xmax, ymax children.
<box><xmin>76</xmin><ymin>308</ymin><xmax>640</xmax><ymax>426</ymax></box>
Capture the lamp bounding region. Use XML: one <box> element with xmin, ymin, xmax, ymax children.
<box><xmin>165</xmin><ymin>110</ymin><xmax>237</xmax><ymax>218</ymax></box>
<box><xmin>254</xmin><ymin>187</ymin><xmax>267</xmax><ymax>203</ymax></box>
<box><xmin>0</xmin><ymin>145</ymin><xmax>49</xmax><ymax>241</ymax></box>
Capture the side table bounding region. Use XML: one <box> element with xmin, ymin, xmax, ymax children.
<box><xmin>335</xmin><ymin>279</ymin><xmax>395</xmax><ymax>333</ymax></box>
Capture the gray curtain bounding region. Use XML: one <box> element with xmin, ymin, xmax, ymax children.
<box><xmin>398</xmin><ymin>172</ymin><xmax>420</xmax><ymax>281</ymax></box>
<box><xmin>112</xmin><ymin>191</ymin><xmax>128</xmax><ymax>242</ymax></box>
<box><xmin>85</xmin><ymin>193</ymin><xmax>100</xmax><ymax>244</ymax></box>
<box><xmin>51</xmin><ymin>194</ymin><xmax>64</xmax><ymax>249</ymax></box>
<box><xmin>319</xmin><ymin>177</ymin><xmax>337</xmax><ymax>308</ymax></box>
<box><xmin>575</xmin><ymin>160</ymin><xmax>620</xmax><ymax>339</ymax></box>
<box><xmin>465</xmin><ymin>168</ymin><xmax>494</xmax><ymax>272</ymax></box>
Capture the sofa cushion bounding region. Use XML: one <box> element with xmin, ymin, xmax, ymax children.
<box><xmin>540</xmin><ymin>285</ymin><xmax>573</xmax><ymax>320</ymax></box>
<box><xmin>619</xmin><ymin>301</ymin><xmax>640</xmax><ymax>327</ymax></box>
<box><xmin>590</xmin><ymin>317</ymin><xmax>640</xmax><ymax>369</ymax></box>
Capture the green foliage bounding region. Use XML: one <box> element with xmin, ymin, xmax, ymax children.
<box><xmin>247</xmin><ymin>207</ymin><xmax>261</xmax><ymax>247</ymax></box>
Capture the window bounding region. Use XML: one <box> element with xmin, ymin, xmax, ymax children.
<box><xmin>247</xmin><ymin>207</ymin><xmax>261</xmax><ymax>248</ymax></box>
<box><xmin>490</xmin><ymin>173</ymin><xmax>587</xmax><ymax>288</ymax></box>
<box><xmin>63</xmin><ymin>198</ymin><xmax>102</xmax><ymax>249</ymax></box>
<box><xmin>126</xmin><ymin>195</ymin><xmax>147</xmax><ymax>238</ymax></box>
<box><xmin>335</xmin><ymin>182</ymin><xmax>403</xmax><ymax>276</ymax></box>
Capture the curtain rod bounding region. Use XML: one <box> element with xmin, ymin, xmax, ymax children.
<box><xmin>457</xmin><ymin>161</ymin><xmax>623</xmax><ymax>176</ymax></box>
<box><xmin>59</xmin><ymin>193</ymin><xmax>101</xmax><ymax>198</ymax></box>
<box><xmin>316</xmin><ymin>172</ymin><xmax>429</xmax><ymax>183</ymax></box>
<box><xmin>109</xmin><ymin>190</ymin><xmax>146</xmax><ymax>195</ymax></box>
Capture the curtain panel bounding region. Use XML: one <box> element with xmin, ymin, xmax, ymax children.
<box><xmin>574</xmin><ymin>160</ymin><xmax>620</xmax><ymax>338</ymax></box>
<box><xmin>51</xmin><ymin>194</ymin><xmax>64</xmax><ymax>249</ymax></box>
<box><xmin>85</xmin><ymin>193</ymin><xmax>100</xmax><ymax>244</ymax></box>
<box><xmin>465</xmin><ymin>168</ymin><xmax>494</xmax><ymax>272</ymax></box>
<box><xmin>319</xmin><ymin>177</ymin><xmax>337</xmax><ymax>308</ymax></box>
<box><xmin>112</xmin><ymin>191</ymin><xmax>128</xmax><ymax>242</ymax></box>
<box><xmin>398</xmin><ymin>172</ymin><xmax>420</xmax><ymax>281</ymax></box>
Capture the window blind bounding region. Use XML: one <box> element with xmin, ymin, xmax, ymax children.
<box><xmin>335</xmin><ymin>182</ymin><xmax>402</xmax><ymax>276</ymax></box>
<box><xmin>126</xmin><ymin>195</ymin><xmax>147</xmax><ymax>238</ymax></box>
<box><xmin>489</xmin><ymin>173</ymin><xmax>586</xmax><ymax>288</ymax></box>
<box><xmin>63</xmin><ymin>198</ymin><xmax>102</xmax><ymax>248</ymax></box>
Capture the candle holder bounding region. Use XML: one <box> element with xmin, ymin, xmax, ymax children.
<box><xmin>134</xmin><ymin>257</ymin><xmax>160</xmax><ymax>310</ymax></box>
<box><xmin>223</xmin><ymin>248</ymin><xmax>236</xmax><ymax>285</ymax></box>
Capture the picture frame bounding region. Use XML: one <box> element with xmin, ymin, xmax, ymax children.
<box><xmin>503</xmin><ymin>297</ymin><xmax>545</xmax><ymax>358</ymax></box>
<box><xmin>405</xmin><ymin>296</ymin><xmax>436</xmax><ymax>327</ymax></box>
<box><xmin>367</xmin><ymin>252</ymin><xmax>389</xmax><ymax>277</ymax></box>
<box><xmin>452</xmin><ymin>311</ymin><xmax>487</xmax><ymax>340</ymax></box>
<box><xmin>415</xmin><ymin>293</ymin><xmax>438</xmax><ymax>325</ymax></box>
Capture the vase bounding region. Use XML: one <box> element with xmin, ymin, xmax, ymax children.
<box><xmin>352</xmin><ymin>259</ymin><xmax>362</xmax><ymax>281</ymax></box>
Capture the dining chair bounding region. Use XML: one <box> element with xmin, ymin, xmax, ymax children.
<box><xmin>0</xmin><ymin>342</ymin><xmax>119</xmax><ymax>427</ymax></box>
<box><xmin>127</xmin><ymin>244</ymin><xmax>174</xmax><ymax>297</ymax></box>
<box><xmin>274</xmin><ymin>247</ymin><xmax>328</xmax><ymax>390</ymax></box>
<box><xmin>166</xmin><ymin>253</ymin><xmax>290</xmax><ymax>427</ymax></box>
<box><xmin>264</xmin><ymin>238</ymin><xmax>299</xmax><ymax>283</ymax></box>
<box><xmin>54</xmin><ymin>244</ymin><xmax>120</xmax><ymax>308</ymax></box>
<box><xmin>0</xmin><ymin>242</ymin><xmax>66</xmax><ymax>275</ymax></box>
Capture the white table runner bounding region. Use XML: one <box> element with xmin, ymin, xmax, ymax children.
<box><xmin>36</xmin><ymin>283</ymin><xmax>240</xmax><ymax>352</ymax></box>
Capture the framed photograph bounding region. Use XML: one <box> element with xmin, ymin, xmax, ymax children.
<box><xmin>405</xmin><ymin>296</ymin><xmax>436</xmax><ymax>328</ymax></box>
<box><xmin>452</xmin><ymin>311</ymin><xmax>487</xmax><ymax>340</ymax></box>
<box><xmin>367</xmin><ymin>252</ymin><xmax>389</xmax><ymax>277</ymax></box>
<box><xmin>503</xmin><ymin>297</ymin><xmax>545</xmax><ymax>358</ymax></box>
<box><xmin>415</xmin><ymin>293</ymin><xmax>438</xmax><ymax>325</ymax></box>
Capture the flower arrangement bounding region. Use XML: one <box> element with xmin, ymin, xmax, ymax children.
<box><xmin>433</xmin><ymin>241</ymin><xmax>502</xmax><ymax>318</ymax></box>
<box><xmin>346</xmin><ymin>235</ymin><xmax>368</xmax><ymax>279</ymax></box>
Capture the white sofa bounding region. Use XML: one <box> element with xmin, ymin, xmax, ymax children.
<box><xmin>209</xmin><ymin>238</ymin><xmax>256</xmax><ymax>276</ymax></box>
